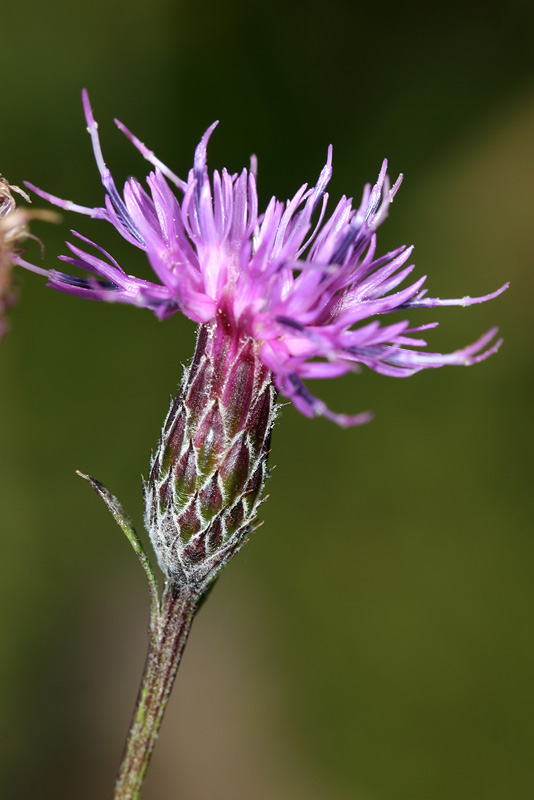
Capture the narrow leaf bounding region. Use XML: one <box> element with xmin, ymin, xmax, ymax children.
<box><xmin>77</xmin><ymin>470</ymin><xmax>159</xmax><ymax>620</ymax></box>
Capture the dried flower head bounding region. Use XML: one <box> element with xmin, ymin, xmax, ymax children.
<box><xmin>1</xmin><ymin>176</ymin><xmax>58</xmax><ymax>341</ymax></box>
<box><xmin>16</xmin><ymin>91</ymin><xmax>507</xmax><ymax>426</ymax></box>
<box><xmin>0</xmin><ymin>177</ymin><xmax>30</xmax><ymax>340</ymax></box>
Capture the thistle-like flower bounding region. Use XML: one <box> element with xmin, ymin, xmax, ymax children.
<box><xmin>14</xmin><ymin>93</ymin><xmax>508</xmax><ymax>798</ymax></box>
<box><xmin>16</xmin><ymin>91</ymin><xmax>506</xmax><ymax>584</ymax></box>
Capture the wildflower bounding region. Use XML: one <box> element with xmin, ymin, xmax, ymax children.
<box><xmin>15</xmin><ymin>92</ymin><xmax>506</xmax><ymax>584</ymax></box>
<box><xmin>16</xmin><ymin>90</ymin><xmax>507</xmax><ymax>426</ymax></box>
<box><xmin>13</xmin><ymin>95</ymin><xmax>508</xmax><ymax>796</ymax></box>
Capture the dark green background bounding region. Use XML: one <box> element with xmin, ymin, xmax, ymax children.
<box><xmin>1</xmin><ymin>1</ymin><xmax>533</xmax><ymax>798</ymax></box>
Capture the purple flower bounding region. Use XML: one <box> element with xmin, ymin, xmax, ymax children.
<box><xmin>16</xmin><ymin>90</ymin><xmax>507</xmax><ymax>425</ymax></box>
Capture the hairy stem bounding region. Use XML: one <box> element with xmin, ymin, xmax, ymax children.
<box><xmin>113</xmin><ymin>583</ymin><xmax>198</xmax><ymax>800</ymax></box>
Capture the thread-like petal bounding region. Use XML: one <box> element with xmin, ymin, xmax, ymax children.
<box><xmin>17</xmin><ymin>92</ymin><xmax>507</xmax><ymax>425</ymax></box>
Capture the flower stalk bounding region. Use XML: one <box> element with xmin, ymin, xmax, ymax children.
<box><xmin>79</xmin><ymin>476</ymin><xmax>200</xmax><ymax>800</ymax></box>
<box><xmin>113</xmin><ymin>581</ymin><xmax>198</xmax><ymax>800</ymax></box>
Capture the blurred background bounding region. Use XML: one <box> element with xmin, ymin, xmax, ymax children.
<box><xmin>1</xmin><ymin>1</ymin><xmax>533</xmax><ymax>798</ymax></box>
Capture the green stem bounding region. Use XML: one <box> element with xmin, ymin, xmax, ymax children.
<box><xmin>113</xmin><ymin>582</ymin><xmax>198</xmax><ymax>800</ymax></box>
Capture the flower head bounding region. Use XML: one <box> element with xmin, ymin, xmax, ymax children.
<box><xmin>0</xmin><ymin>176</ymin><xmax>58</xmax><ymax>342</ymax></box>
<box><xmin>17</xmin><ymin>90</ymin><xmax>507</xmax><ymax>425</ymax></box>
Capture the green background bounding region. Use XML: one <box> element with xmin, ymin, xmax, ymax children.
<box><xmin>1</xmin><ymin>1</ymin><xmax>533</xmax><ymax>798</ymax></box>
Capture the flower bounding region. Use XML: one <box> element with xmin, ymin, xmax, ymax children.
<box><xmin>16</xmin><ymin>90</ymin><xmax>507</xmax><ymax>425</ymax></box>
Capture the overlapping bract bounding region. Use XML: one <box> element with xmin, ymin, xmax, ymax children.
<box><xmin>16</xmin><ymin>91</ymin><xmax>507</xmax><ymax>425</ymax></box>
<box><xmin>146</xmin><ymin>320</ymin><xmax>276</xmax><ymax>585</ymax></box>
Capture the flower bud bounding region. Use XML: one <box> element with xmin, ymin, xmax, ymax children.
<box><xmin>145</xmin><ymin>317</ymin><xmax>277</xmax><ymax>591</ymax></box>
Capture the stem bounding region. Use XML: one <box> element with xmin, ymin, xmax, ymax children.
<box><xmin>113</xmin><ymin>582</ymin><xmax>198</xmax><ymax>800</ymax></box>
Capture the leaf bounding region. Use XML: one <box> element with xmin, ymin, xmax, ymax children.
<box><xmin>76</xmin><ymin>470</ymin><xmax>160</xmax><ymax>622</ymax></box>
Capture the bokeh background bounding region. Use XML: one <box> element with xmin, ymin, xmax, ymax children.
<box><xmin>1</xmin><ymin>1</ymin><xmax>533</xmax><ymax>798</ymax></box>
